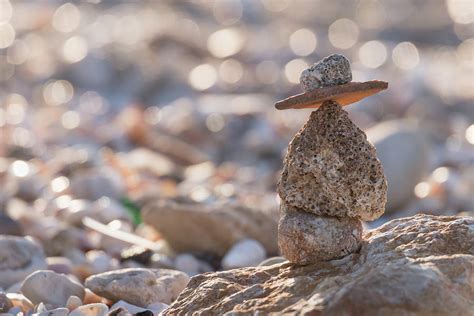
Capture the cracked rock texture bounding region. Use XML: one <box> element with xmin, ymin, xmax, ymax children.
<box><xmin>278</xmin><ymin>202</ymin><xmax>362</xmax><ymax>264</ymax></box>
<box><xmin>164</xmin><ymin>214</ymin><xmax>474</xmax><ymax>315</ymax></box>
<box><xmin>278</xmin><ymin>101</ymin><xmax>387</xmax><ymax>221</ymax></box>
<box><xmin>299</xmin><ymin>54</ymin><xmax>352</xmax><ymax>91</ymax></box>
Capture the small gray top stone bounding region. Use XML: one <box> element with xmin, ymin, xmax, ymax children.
<box><xmin>300</xmin><ymin>54</ymin><xmax>352</xmax><ymax>92</ymax></box>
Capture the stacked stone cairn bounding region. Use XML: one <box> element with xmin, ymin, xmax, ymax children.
<box><xmin>276</xmin><ymin>54</ymin><xmax>388</xmax><ymax>264</ymax></box>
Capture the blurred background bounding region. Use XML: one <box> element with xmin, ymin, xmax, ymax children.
<box><xmin>0</xmin><ymin>0</ymin><xmax>473</xmax><ymax>274</ymax></box>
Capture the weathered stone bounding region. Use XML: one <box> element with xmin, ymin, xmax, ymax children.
<box><xmin>300</xmin><ymin>54</ymin><xmax>352</xmax><ymax>91</ymax></box>
<box><xmin>0</xmin><ymin>236</ymin><xmax>47</xmax><ymax>289</ymax></box>
<box><xmin>278</xmin><ymin>204</ymin><xmax>362</xmax><ymax>264</ymax></box>
<box><xmin>277</xmin><ymin>101</ymin><xmax>387</xmax><ymax>221</ymax></box>
<box><xmin>21</xmin><ymin>270</ymin><xmax>85</xmax><ymax>308</ymax></box>
<box><xmin>142</xmin><ymin>199</ymin><xmax>278</xmax><ymax>256</ymax></box>
<box><xmin>85</xmin><ymin>268</ymin><xmax>190</xmax><ymax>306</ymax></box>
<box><xmin>164</xmin><ymin>214</ymin><xmax>474</xmax><ymax>315</ymax></box>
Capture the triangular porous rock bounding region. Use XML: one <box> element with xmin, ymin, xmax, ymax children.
<box><xmin>277</xmin><ymin>101</ymin><xmax>387</xmax><ymax>221</ymax></box>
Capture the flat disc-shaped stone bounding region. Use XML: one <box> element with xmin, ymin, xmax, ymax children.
<box><xmin>275</xmin><ymin>81</ymin><xmax>388</xmax><ymax>110</ymax></box>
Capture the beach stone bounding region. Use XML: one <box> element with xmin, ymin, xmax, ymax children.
<box><xmin>277</xmin><ymin>101</ymin><xmax>387</xmax><ymax>221</ymax></box>
<box><xmin>65</xmin><ymin>295</ymin><xmax>82</xmax><ymax>311</ymax></box>
<box><xmin>143</xmin><ymin>200</ymin><xmax>278</xmax><ymax>256</ymax></box>
<box><xmin>110</xmin><ymin>301</ymin><xmax>148</xmax><ymax>314</ymax></box>
<box><xmin>146</xmin><ymin>303</ymin><xmax>168</xmax><ymax>314</ymax></box>
<box><xmin>300</xmin><ymin>54</ymin><xmax>352</xmax><ymax>92</ymax></box>
<box><xmin>222</xmin><ymin>239</ymin><xmax>266</xmax><ymax>269</ymax></box>
<box><xmin>5</xmin><ymin>293</ymin><xmax>33</xmax><ymax>313</ymax></box>
<box><xmin>0</xmin><ymin>236</ymin><xmax>47</xmax><ymax>289</ymax></box>
<box><xmin>20</xmin><ymin>270</ymin><xmax>85</xmax><ymax>308</ymax></box>
<box><xmin>0</xmin><ymin>292</ymin><xmax>12</xmax><ymax>313</ymax></box>
<box><xmin>69</xmin><ymin>303</ymin><xmax>108</xmax><ymax>316</ymax></box>
<box><xmin>174</xmin><ymin>254</ymin><xmax>202</xmax><ymax>276</ymax></box>
<box><xmin>367</xmin><ymin>120</ymin><xmax>429</xmax><ymax>212</ymax></box>
<box><xmin>85</xmin><ymin>268</ymin><xmax>190</xmax><ymax>306</ymax></box>
<box><xmin>278</xmin><ymin>204</ymin><xmax>362</xmax><ymax>264</ymax></box>
<box><xmin>70</xmin><ymin>168</ymin><xmax>124</xmax><ymax>201</ymax></box>
<box><xmin>33</xmin><ymin>307</ymin><xmax>69</xmax><ymax>316</ymax></box>
<box><xmin>164</xmin><ymin>214</ymin><xmax>474</xmax><ymax>315</ymax></box>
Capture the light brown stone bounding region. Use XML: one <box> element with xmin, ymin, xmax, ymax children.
<box><xmin>277</xmin><ymin>101</ymin><xmax>387</xmax><ymax>221</ymax></box>
<box><xmin>278</xmin><ymin>203</ymin><xmax>362</xmax><ymax>264</ymax></box>
<box><xmin>164</xmin><ymin>214</ymin><xmax>474</xmax><ymax>315</ymax></box>
<box><xmin>142</xmin><ymin>199</ymin><xmax>278</xmax><ymax>256</ymax></box>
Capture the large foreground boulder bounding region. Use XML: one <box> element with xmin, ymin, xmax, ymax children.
<box><xmin>164</xmin><ymin>214</ymin><xmax>474</xmax><ymax>315</ymax></box>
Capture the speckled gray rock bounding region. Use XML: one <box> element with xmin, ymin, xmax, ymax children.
<box><xmin>300</xmin><ymin>54</ymin><xmax>352</xmax><ymax>92</ymax></box>
<box><xmin>0</xmin><ymin>236</ymin><xmax>47</xmax><ymax>289</ymax></box>
<box><xmin>278</xmin><ymin>203</ymin><xmax>362</xmax><ymax>264</ymax></box>
<box><xmin>278</xmin><ymin>101</ymin><xmax>387</xmax><ymax>221</ymax></box>
<box><xmin>20</xmin><ymin>270</ymin><xmax>85</xmax><ymax>308</ymax></box>
<box><xmin>85</xmin><ymin>268</ymin><xmax>190</xmax><ymax>306</ymax></box>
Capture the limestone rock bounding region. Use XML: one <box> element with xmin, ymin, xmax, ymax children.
<box><xmin>278</xmin><ymin>203</ymin><xmax>362</xmax><ymax>264</ymax></box>
<box><xmin>20</xmin><ymin>270</ymin><xmax>85</xmax><ymax>307</ymax></box>
<box><xmin>300</xmin><ymin>54</ymin><xmax>352</xmax><ymax>92</ymax></box>
<box><xmin>85</xmin><ymin>268</ymin><xmax>190</xmax><ymax>306</ymax></box>
<box><xmin>0</xmin><ymin>236</ymin><xmax>47</xmax><ymax>289</ymax></box>
<box><xmin>142</xmin><ymin>199</ymin><xmax>278</xmax><ymax>256</ymax></box>
<box><xmin>164</xmin><ymin>214</ymin><xmax>474</xmax><ymax>315</ymax></box>
<box><xmin>277</xmin><ymin>101</ymin><xmax>387</xmax><ymax>221</ymax></box>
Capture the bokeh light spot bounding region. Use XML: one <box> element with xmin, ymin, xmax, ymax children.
<box><xmin>392</xmin><ymin>42</ymin><xmax>420</xmax><ymax>70</ymax></box>
<box><xmin>0</xmin><ymin>22</ymin><xmax>15</xmax><ymax>48</ymax></box>
<box><xmin>284</xmin><ymin>59</ymin><xmax>308</xmax><ymax>84</ymax></box>
<box><xmin>289</xmin><ymin>28</ymin><xmax>317</xmax><ymax>56</ymax></box>
<box><xmin>52</xmin><ymin>3</ymin><xmax>81</xmax><ymax>33</ymax></box>
<box><xmin>207</xmin><ymin>28</ymin><xmax>244</xmax><ymax>58</ymax></box>
<box><xmin>359</xmin><ymin>40</ymin><xmax>387</xmax><ymax>68</ymax></box>
<box><xmin>189</xmin><ymin>64</ymin><xmax>217</xmax><ymax>91</ymax></box>
<box><xmin>328</xmin><ymin>18</ymin><xmax>359</xmax><ymax>49</ymax></box>
<box><xmin>62</xmin><ymin>36</ymin><xmax>88</xmax><ymax>63</ymax></box>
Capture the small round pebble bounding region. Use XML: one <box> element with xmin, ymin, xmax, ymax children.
<box><xmin>20</xmin><ymin>270</ymin><xmax>85</xmax><ymax>308</ymax></box>
<box><xmin>299</xmin><ymin>54</ymin><xmax>352</xmax><ymax>91</ymax></box>
<box><xmin>221</xmin><ymin>239</ymin><xmax>266</xmax><ymax>269</ymax></box>
<box><xmin>68</xmin><ymin>303</ymin><xmax>108</xmax><ymax>316</ymax></box>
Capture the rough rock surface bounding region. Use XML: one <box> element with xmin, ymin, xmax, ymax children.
<box><xmin>164</xmin><ymin>214</ymin><xmax>474</xmax><ymax>315</ymax></box>
<box><xmin>21</xmin><ymin>270</ymin><xmax>85</xmax><ymax>307</ymax></box>
<box><xmin>142</xmin><ymin>199</ymin><xmax>278</xmax><ymax>255</ymax></box>
<box><xmin>278</xmin><ymin>203</ymin><xmax>362</xmax><ymax>264</ymax></box>
<box><xmin>300</xmin><ymin>54</ymin><xmax>352</xmax><ymax>91</ymax></box>
<box><xmin>85</xmin><ymin>268</ymin><xmax>190</xmax><ymax>306</ymax></box>
<box><xmin>0</xmin><ymin>236</ymin><xmax>47</xmax><ymax>289</ymax></box>
<box><xmin>278</xmin><ymin>101</ymin><xmax>387</xmax><ymax>221</ymax></box>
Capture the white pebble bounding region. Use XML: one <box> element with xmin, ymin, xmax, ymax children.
<box><xmin>222</xmin><ymin>239</ymin><xmax>266</xmax><ymax>269</ymax></box>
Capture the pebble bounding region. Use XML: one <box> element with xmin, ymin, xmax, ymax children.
<box><xmin>221</xmin><ymin>239</ymin><xmax>266</xmax><ymax>269</ymax></box>
<box><xmin>69</xmin><ymin>168</ymin><xmax>124</xmax><ymax>201</ymax></box>
<box><xmin>299</xmin><ymin>54</ymin><xmax>352</xmax><ymax>92</ymax></box>
<box><xmin>174</xmin><ymin>254</ymin><xmax>203</xmax><ymax>276</ymax></box>
<box><xmin>20</xmin><ymin>270</ymin><xmax>85</xmax><ymax>308</ymax></box>
<box><xmin>65</xmin><ymin>296</ymin><xmax>83</xmax><ymax>311</ymax></box>
<box><xmin>367</xmin><ymin>120</ymin><xmax>429</xmax><ymax>212</ymax></box>
<box><xmin>86</xmin><ymin>251</ymin><xmax>114</xmax><ymax>275</ymax></box>
<box><xmin>46</xmin><ymin>257</ymin><xmax>73</xmax><ymax>275</ymax></box>
<box><xmin>5</xmin><ymin>293</ymin><xmax>33</xmax><ymax>313</ymax></box>
<box><xmin>107</xmin><ymin>307</ymin><xmax>132</xmax><ymax>316</ymax></box>
<box><xmin>110</xmin><ymin>301</ymin><xmax>148</xmax><ymax>314</ymax></box>
<box><xmin>0</xmin><ymin>292</ymin><xmax>12</xmax><ymax>313</ymax></box>
<box><xmin>0</xmin><ymin>212</ymin><xmax>22</xmax><ymax>236</ymax></box>
<box><xmin>0</xmin><ymin>236</ymin><xmax>47</xmax><ymax>289</ymax></box>
<box><xmin>33</xmin><ymin>307</ymin><xmax>69</xmax><ymax>316</ymax></box>
<box><xmin>147</xmin><ymin>303</ymin><xmax>169</xmax><ymax>314</ymax></box>
<box><xmin>85</xmin><ymin>268</ymin><xmax>190</xmax><ymax>306</ymax></box>
<box><xmin>69</xmin><ymin>303</ymin><xmax>108</xmax><ymax>316</ymax></box>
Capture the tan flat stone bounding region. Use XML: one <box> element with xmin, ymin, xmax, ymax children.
<box><xmin>275</xmin><ymin>80</ymin><xmax>388</xmax><ymax>110</ymax></box>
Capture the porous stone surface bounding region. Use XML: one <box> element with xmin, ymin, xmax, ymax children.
<box><xmin>277</xmin><ymin>101</ymin><xmax>387</xmax><ymax>221</ymax></box>
<box><xmin>142</xmin><ymin>199</ymin><xmax>278</xmax><ymax>256</ymax></box>
<box><xmin>299</xmin><ymin>54</ymin><xmax>352</xmax><ymax>91</ymax></box>
<box><xmin>85</xmin><ymin>268</ymin><xmax>190</xmax><ymax>306</ymax></box>
<box><xmin>20</xmin><ymin>270</ymin><xmax>85</xmax><ymax>308</ymax></box>
<box><xmin>0</xmin><ymin>236</ymin><xmax>47</xmax><ymax>289</ymax></box>
<box><xmin>278</xmin><ymin>203</ymin><xmax>362</xmax><ymax>264</ymax></box>
<box><xmin>164</xmin><ymin>214</ymin><xmax>474</xmax><ymax>315</ymax></box>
